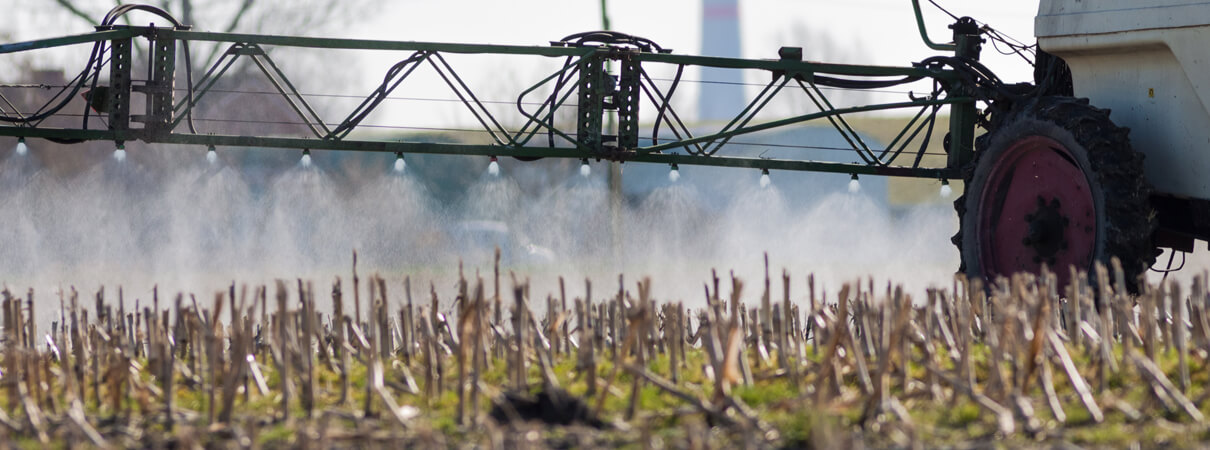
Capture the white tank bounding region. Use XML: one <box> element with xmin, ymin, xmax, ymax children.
<box><xmin>1037</xmin><ymin>0</ymin><xmax>1210</xmax><ymax>199</ymax></box>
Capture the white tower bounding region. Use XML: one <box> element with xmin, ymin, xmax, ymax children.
<box><xmin>699</xmin><ymin>0</ymin><xmax>745</xmax><ymax>124</ymax></box>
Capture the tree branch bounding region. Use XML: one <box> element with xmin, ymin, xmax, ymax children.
<box><xmin>199</xmin><ymin>0</ymin><xmax>254</xmax><ymax>74</ymax></box>
<box><xmin>53</xmin><ymin>0</ymin><xmax>96</xmax><ymax>25</ymax></box>
<box><xmin>224</xmin><ymin>0</ymin><xmax>255</xmax><ymax>33</ymax></box>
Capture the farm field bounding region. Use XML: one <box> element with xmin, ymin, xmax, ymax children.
<box><xmin>1</xmin><ymin>256</ymin><xmax>1209</xmax><ymax>448</ymax></box>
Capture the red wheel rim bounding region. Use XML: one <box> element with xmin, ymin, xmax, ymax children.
<box><xmin>977</xmin><ymin>135</ymin><xmax>1097</xmax><ymax>286</ymax></box>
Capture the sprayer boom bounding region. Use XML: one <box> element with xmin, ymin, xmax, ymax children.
<box><xmin>0</xmin><ymin>4</ymin><xmax>999</xmax><ymax>180</ymax></box>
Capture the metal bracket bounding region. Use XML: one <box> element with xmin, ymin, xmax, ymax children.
<box><xmin>575</xmin><ymin>49</ymin><xmax>642</xmax><ymax>156</ymax></box>
<box><xmin>139</xmin><ymin>36</ymin><xmax>176</xmax><ymax>135</ymax></box>
<box><xmin>616</xmin><ymin>54</ymin><xmax>641</xmax><ymax>150</ymax></box>
<box><xmin>107</xmin><ymin>38</ymin><xmax>132</xmax><ymax>137</ymax></box>
<box><xmin>576</xmin><ymin>52</ymin><xmax>607</xmax><ymax>153</ymax></box>
<box><xmin>946</xmin><ymin>17</ymin><xmax>983</xmax><ymax>169</ymax></box>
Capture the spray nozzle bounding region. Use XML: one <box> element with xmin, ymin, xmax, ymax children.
<box><xmin>940</xmin><ymin>178</ymin><xmax>952</xmax><ymax>198</ymax></box>
<box><xmin>488</xmin><ymin>155</ymin><xmax>500</xmax><ymax>176</ymax></box>
<box><xmin>394</xmin><ymin>152</ymin><xmax>406</xmax><ymax>173</ymax></box>
<box><xmin>848</xmin><ymin>173</ymin><xmax>861</xmax><ymax>193</ymax></box>
<box><xmin>580</xmin><ymin>158</ymin><xmax>591</xmax><ymax>177</ymax></box>
<box><xmin>759</xmin><ymin>168</ymin><xmax>771</xmax><ymax>188</ymax></box>
<box><xmin>668</xmin><ymin>163</ymin><xmax>680</xmax><ymax>182</ymax></box>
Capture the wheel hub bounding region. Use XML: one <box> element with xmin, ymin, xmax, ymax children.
<box><xmin>976</xmin><ymin>135</ymin><xmax>1098</xmax><ymax>286</ymax></box>
<box><xmin>1021</xmin><ymin>196</ymin><xmax>1070</xmax><ymax>266</ymax></box>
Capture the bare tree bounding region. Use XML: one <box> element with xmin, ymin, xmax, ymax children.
<box><xmin>45</xmin><ymin>0</ymin><xmax>369</xmax><ymax>124</ymax></box>
<box><xmin>43</xmin><ymin>0</ymin><xmax>365</xmax><ymax>74</ymax></box>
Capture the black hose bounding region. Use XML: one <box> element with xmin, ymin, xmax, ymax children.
<box><xmin>327</xmin><ymin>52</ymin><xmax>429</xmax><ymax>140</ymax></box>
<box><xmin>0</xmin><ymin>4</ymin><xmax>191</xmax><ymax>131</ymax></box>
<box><xmin>100</xmin><ymin>4</ymin><xmax>184</xmax><ymax>29</ymax></box>
<box><xmin>811</xmin><ymin>74</ymin><xmax>925</xmax><ymax>90</ymax></box>
<box><xmin>0</xmin><ymin>40</ymin><xmax>104</xmax><ymax>124</ymax></box>
<box><xmin>558</xmin><ymin>31</ymin><xmax>667</xmax><ymax>54</ymax></box>
<box><xmin>651</xmin><ymin>64</ymin><xmax>684</xmax><ymax>145</ymax></box>
<box><xmin>182</xmin><ymin>40</ymin><xmax>198</xmax><ymax>133</ymax></box>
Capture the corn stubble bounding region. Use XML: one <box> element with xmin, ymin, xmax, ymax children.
<box><xmin>1</xmin><ymin>254</ymin><xmax>1209</xmax><ymax>448</ymax></box>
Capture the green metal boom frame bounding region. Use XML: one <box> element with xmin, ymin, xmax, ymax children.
<box><xmin>0</xmin><ymin>4</ymin><xmax>984</xmax><ymax>180</ymax></box>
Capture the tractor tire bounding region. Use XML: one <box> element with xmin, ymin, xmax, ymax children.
<box><xmin>952</xmin><ymin>96</ymin><xmax>1155</xmax><ymax>291</ymax></box>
